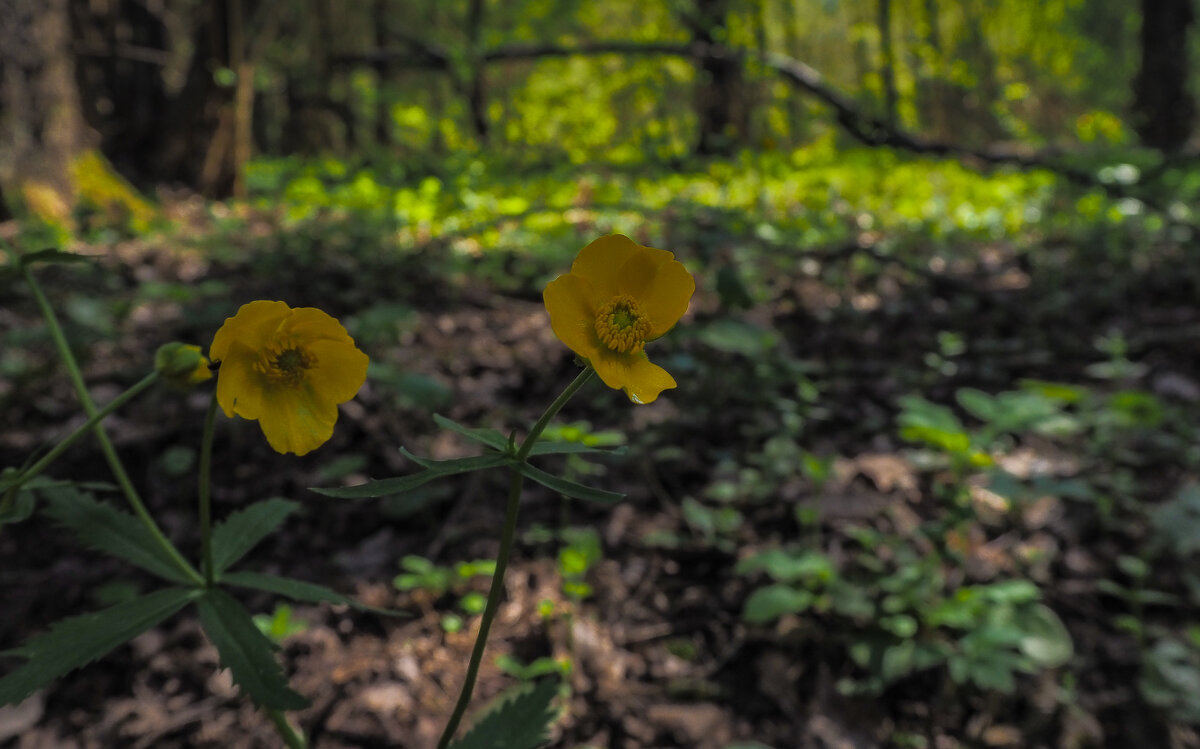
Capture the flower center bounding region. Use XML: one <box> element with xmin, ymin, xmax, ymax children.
<box><xmin>255</xmin><ymin>339</ymin><xmax>316</xmax><ymax>387</ymax></box>
<box><xmin>595</xmin><ymin>294</ymin><xmax>652</xmax><ymax>354</ymax></box>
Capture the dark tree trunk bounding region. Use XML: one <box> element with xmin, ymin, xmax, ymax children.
<box><xmin>373</xmin><ymin>0</ymin><xmax>391</xmax><ymax>146</ymax></box>
<box><xmin>153</xmin><ymin>1</ymin><xmax>231</xmax><ymax>190</ymax></box>
<box><xmin>0</xmin><ymin>0</ymin><xmax>93</xmax><ymax>215</ymax></box>
<box><xmin>68</xmin><ymin>0</ymin><xmax>169</xmax><ymax>183</ymax></box>
<box><xmin>690</xmin><ymin>0</ymin><xmax>744</xmax><ymax>156</ymax></box>
<box><xmin>465</xmin><ymin>0</ymin><xmax>489</xmax><ymax>143</ymax></box>
<box><xmin>877</xmin><ymin>0</ymin><xmax>898</xmax><ymax>127</ymax></box>
<box><xmin>1133</xmin><ymin>0</ymin><xmax>1195</xmax><ymax>152</ymax></box>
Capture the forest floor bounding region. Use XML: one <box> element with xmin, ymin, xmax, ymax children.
<box><xmin>1</xmin><ymin>189</ymin><xmax>1199</xmax><ymax>749</ymax></box>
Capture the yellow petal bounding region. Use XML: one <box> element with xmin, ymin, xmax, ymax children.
<box><xmin>307</xmin><ymin>338</ymin><xmax>369</xmax><ymax>405</ymax></box>
<box><xmin>570</xmin><ymin>235</ymin><xmax>642</xmax><ymax>298</ymax></box>
<box><xmin>257</xmin><ymin>385</ymin><xmax>338</xmax><ymax>456</ymax></box>
<box><xmin>613</xmin><ymin>246</ymin><xmax>677</xmax><ymax>300</ymax></box>
<box><xmin>631</xmin><ymin>257</ymin><xmax>695</xmax><ymax>340</ymax></box>
<box><xmin>214</xmin><ymin>340</ymin><xmax>266</xmax><ymax>419</ymax></box>
<box><xmin>589</xmin><ymin>349</ymin><xmax>677</xmax><ymax>404</ymax></box>
<box><xmin>210</xmin><ymin>300</ymin><xmax>291</xmax><ymax>362</ymax></box>
<box><xmin>283</xmin><ymin>306</ymin><xmax>355</xmax><ymax>346</ymax></box>
<box><xmin>543</xmin><ymin>273</ymin><xmax>603</xmax><ymax>361</ymax></box>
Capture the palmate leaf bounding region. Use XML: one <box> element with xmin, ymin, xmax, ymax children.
<box><xmin>0</xmin><ymin>587</ymin><xmax>199</xmax><ymax>707</ymax></box>
<box><xmin>447</xmin><ymin>678</ymin><xmax>560</xmax><ymax>749</ymax></box>
<box><xmin>518</xmin><ymin>463</ymin><xmax>625</xmax><ymax>504</ymax></box>
<box><xmin>42</xmin><ymin>485</ymin><xmax>195</xmax><ymax>585</ymax></box>
<box><xmin>195</xmin><ymin>589</ymin><xmax>308</xmax><ymax>711</ymax></box>
<box><xmin>210</xmin><ymin>498</ymin><xmax>301</xmax><ymax>575</ymax></box>
<box><xmin>220</xmin><ymin>571</ymin><xmax>406</xmax><ymax>617</ymax></box>
<box><xmin>314</xmin><ymin>453</ymin><xmax>511</xmax><ymax>499</ymax></box>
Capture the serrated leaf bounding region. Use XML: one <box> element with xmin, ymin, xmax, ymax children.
<box><xmin>433</xmin><ymin>414</ymin><xmax>508</xmax><ymax>451</ymax></box>
<box><xmin>220</xmin><ymin>571</ymin><xmax>407</xmax><ymax>617</ymax></box>
<box><xmin>0</xmin><ymin>587</ymin><xmax>199</xmax><ymax>706</ymax></box>
<box><xmin>194</xmin><ymin>589</ymin><xmax>308</xmax><ymax>710</ymax></box>
<box><xmin>210</xmin><ymin>498</ymin><xmax>300</xmax><ymax>575</ymax></box>
<box><xmin>518</xmin><ymin>463</ymin><xmax>624</xmax><ymax>504</ymax></box>
<box><xmin>42</xmin><ymin>486</ymin><xmax>196</xmax><ymax>585</ymax></box>
<box><xmin>314</xmin><ymin>454</ymin><xmax>511</xmax><ymax>499</ymax></box>
<box><xmin>447</xmin><ymin>677</ymin><xmax>560</xmax><ymax>749</ymax></box>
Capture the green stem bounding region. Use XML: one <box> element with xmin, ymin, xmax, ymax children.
<box><xmin>515</xmin><ymin>367</ymin><xmax>596</xmax><ymax>462</ymax></box>
<box><xmin>436</xmin><ymin>366</ymin><xmax>595</xmax><ymax>748</ymax></box>
<box><xmin>265</xmin><ymin>708</ymin><xmax>307</xmax><ymax>749</ymax></box>
<box><xmin>21</xmin><ymin>266</ymin><xmax>204</xmax><ymax>586</ymax></box>
<box><xmin>2</xmin><ymin>372</ymin><xmax>159</xmax><ymax>507</ymax></box>
<box><xmin>198</xmin><ymin>393</ymin><xmax>220</xmax><ymax>586</ymax></box>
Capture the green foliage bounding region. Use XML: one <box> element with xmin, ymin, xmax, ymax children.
<box><xmin>210</xmin><ymin>498</ymin><xmax>301</xmax><ymax>576</ymax></box>
<box><xmin>558</xmin><ymin>528</ymin><xmax>602</xmax><ymax>599</ymax></box>
<box><xmin>221</xmin><ymin>571</ymin><xmax>401</xmax><ymax>616</ymax></box>
<box><xmin>314</xmin><ymin>454</ymin><xmax>512</xmax><ymax>499</ymax></box>
<box><xmin>0</xmin><ymin>587</ymin><xmax>200</xmax><ymax>707</ymax></box>
<box><xmin>446</xmin><ymin>678</ymin><xmax>560</xmax><ymax>749</ymax></box>
<box><xmin>43</xmin><ymin>485</ymin><xmax>195</xmax><ymax>585</ymax></box>
<box><xmin>395</xmin><ymin>555</ymin><xmax>494</xmax><ymax>599</ymax></box>
<box><xmin>1139</xmin><ymin>635</ymin><xmax>1200</xmax><ymax>723</ymax></box>
<box><xmin>1151</xmin><ymin>486</ymin><xmax>1200</xmax><ymax>558</ymax></box>
<box><xmin>195</xmin><ymin>589</ymin><xmax>308</xmax><ymax>710</ymax></box>
<box><xmin>253</xmin><ymin>604</ymin><xmax>309</xmax><ymax>644</ymax></box>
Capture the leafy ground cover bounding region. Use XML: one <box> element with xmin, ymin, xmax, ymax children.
<box><xmin>2</xmin><ymin>145</ymin><xmax>1199</xmax><ymax>747</ymax></box>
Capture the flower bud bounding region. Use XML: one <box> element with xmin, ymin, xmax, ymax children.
<box><xmin>155</xmin><ymin>342</ymin><xmax>213</xmax><ymax>388</ymax></box>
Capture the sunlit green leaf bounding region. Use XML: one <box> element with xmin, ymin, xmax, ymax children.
<box><xmin>742</xmin><ymin>584</ymin><xmax>814</xmax><ymax>624</ymax></box>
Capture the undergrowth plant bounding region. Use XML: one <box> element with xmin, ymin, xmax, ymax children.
<box><xmin>0</xmin><ymin>234</ymin><xmax>695</xmax><ymax>748</ymax></box>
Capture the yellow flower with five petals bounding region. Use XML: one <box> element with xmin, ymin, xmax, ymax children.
<box><xmin>543</xmin><ymin>235</ymin><xmax>695</xmax><ymax>404</ymax></box>
<box><xmin>210</xmin><ymin>301</ymin><xmax>368</xmax><ymax>456</ymax></box>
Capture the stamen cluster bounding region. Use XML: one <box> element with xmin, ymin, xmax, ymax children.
<box><xmin>594</xmin><ymin>295</ymin><xmax>651</xmax><ymax>353</ymax></box>
<box><xmin>255</xmin><ymin>339</ymin><xmax>316</xmax><ymax>387</ymax></box>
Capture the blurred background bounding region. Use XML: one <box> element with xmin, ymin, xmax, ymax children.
<box><xmin>1</xmin><ymin>1</ymin><xmax>1199</xmax><ymax>747</ymax></box>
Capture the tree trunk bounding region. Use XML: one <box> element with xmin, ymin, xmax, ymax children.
<box><xmin>373</xmin><ymin>0</ymin><xmax>391</xmax><ymax>146</ymax></box>
<box><xmin>1133</xmin><ymin>0</ymin><xmax>1195</xmax><ymax>152</ymax></box>
<box><xmin>877</xmin><ymin>0</ymin><xmax>898</xmax><ymax>127</ymax></box>
<box><xmin>691</xmin><ymin>0</ymin><xmax>744</xmax><ymax>156</ymax></box>
<box><xmin>154</xmin><ymin>1</ymin><xmax>230</xmax><ymax>190</ymax></box>
<box><xmin>0</xmin><ymin>0</ymin><xmax>93</xmax><ymax>221</ymax></box>
<box><xmin>464</xmin><ymin>0</ymin><xmax>489</xmax><ymax>143</ymax></box>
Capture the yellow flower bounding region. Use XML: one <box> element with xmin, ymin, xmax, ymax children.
<box><xmin>210</xmin><ymin>301</ymin><xmax>369</xmax><ymax>456</ymax></box>
<box><xmin>543</xmin><ymin>234</ymin><xmax>695</xmax><ymax>404</ymax></box>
